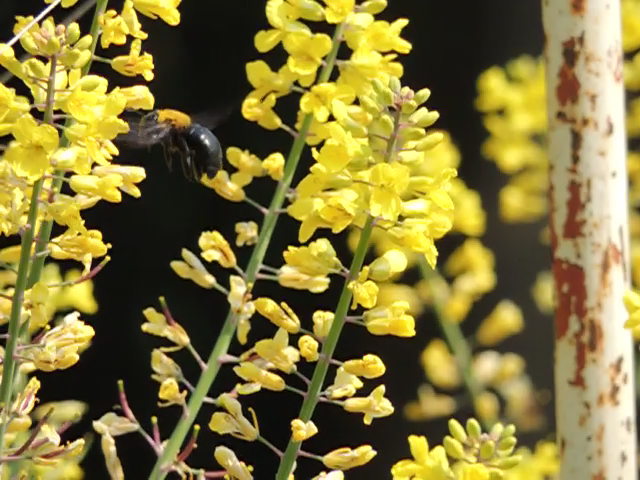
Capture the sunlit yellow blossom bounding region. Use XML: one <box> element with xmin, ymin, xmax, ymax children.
<box><xmin>158</xmin><ymin>377</ymin><xmax>187</xmax><ymax>406</ymax></box>
<box><xmin>227</xmin><ymin>147</ymin><xmax>265</xmax><ymax>186</ymax></box>
<box><xmin>92</xmin><ymin>164</ymin><xmax>146</xmax><ymax>198</ymax></box>
<box><xmin>26</xmin><ymin>312</ymin><xmax>94</xmax><ymax>372</ymax></box>
<box><xmin>291</xmin><ymin>418</ymin><xmax>318</xmax><ymax>442</ymax></box>
<box><xmin>344</xmin><ymin>385</ymin><xmax>394</xmax><ymax>425</ymax></box>
<box><xmin>326</xmin><ymin>366</ymin><xmax>363</xmax><ymax>399</ymax></box>
<box><xmin>214</xmin><ymin>446</ymin><xmax>253</xmax><ymax>480</ymax></box>
<box><xmin>50</xmin><ymin>229</ymin><xmax>110</xmax><ymax>271</ymax></box>
<box><xmin>98</xmin><ymin>432</ymin><xmax>124</xmax><ymax>480</ymax></box>
<box><xmin>298</xmin><ymin>334</ymin><xmax>319</xmax><ymax>361</ymax></box>
<box><xmin>235</xmin><ymin>221</ymin><xmax>259</xmax><ymax>247</ymax></box>
<box><xmin>301</xmin><ymin>83</ymin><xmax>356</xmax><ymax>122</ymax></box>
<box><xmin>234</xmin><ymin>361</ymin><xmax>285</xmax><ymax>391</ymax></box>
<box><xmin>368</xmin><ymin>249</ymin><xmax>407</xmax><ymax>281</ymax></box>
<box><xmin>262</xmin><ymin>152</ymin><xmax>285</xmax><ymax>180</ymax></box>
<box><xmin>199</xmin><ymin>230</ymin><xmax>237</xmax><ymax>268</ymax></box>
<box><xmin>150</xmin><ymin>348</ymin><xmax>182</xmax><ymax>383</ymax></box>
<box><xmin>476</xmin><ymin>299</ymin><xmax>524</xmax><ymax>346</ymax></box>
<box><xmin>313</xmin><ymin>310</ymin><xmax>334</xmax><ymax>338</ymax></box>
<box><xmin>53</xmin><ymin>269</ymin><xmax>99</xmax><ymax>314</ymax></box>
<box><xmin>228</xmin><ymin>276</ymin><xmax>255</xmax><ymax>344</ymax></box>
<box><xmin>111</xmin><ymin>39</ymin><xmax>154</xmax><ymax>80</ymax></box>
<box><xmin>363</xmin><ymin>300</ymin><xmax>416</xmax><ymax>337</ymax></box>
<box><xmin>254</xmin><ymin>297</ymin><xmax>301</xmax><ymax>333</ymax></box>
<box><xmin>391</xmin><ymin>435</ymin><xmax>452</xmax><ymax>480</ymax></box>
<box><xmin>254</xmin><ymin>328</ymin><xmax>300</xmax><ymax>373</ymax></box>
<box><xmin>420</xmin><ymin>339</ymin><xmax>460</xmax><ymax>390</ymax></box>
<box><xmin>202</xmin><ymin>170</ymin><xmax>246</xmax><ymax>202</ymax></box>
<box><xmin>283</xmin><ymin>31</ymin><xmax>332</xmax><ymax>76</ymax></box>
<box><xmin>474</xmin><ymin>391</ymin><xmax>500</xmax><ymax>425</ymax></box>
<box><xmin>348</xmin><ymin>268</ymin><xmax>378</xmax><ymax>309</ymax></box>
<box><xmin>322</xmin><ymin>445</ymin><xmax>377</xmax><ymax>471</ymax></box>
<box><xmin>132</xmin><ymin>0</ymin><xmax>181</xmax><ymax>25</ymax></box>
<box><xmin>323</xmin><ymin>0</ymin><xmax>355</xmax><ymax>23</ymax></box>
<box><xmin>246</xmin><ymin>60</ymin><xmax>296</xmax><ymax>98</ymax></box>
<box><xmin>343</xmin><ymin>354</ymin><xmax>385</xmax><ymax>378</ymax></box>
<box><xmin>369</xmin><ymin>162</ymin><xmax>410</xmax><ymax>221</ymax></box>
<box><xmin>141</xmin><ymin>306</ymin><xmax>190</xmax><ymax>347</ymax></box>
<box><xmin>254</xmin><ymin>0</ymin><xmax>311</xmax><ymax>53</ymax></box>
<box><xmin>69</xmin><ymin>174</ymin><xmax>123</xmax><ymax>202</ymax></box>
<box><xmin>344</xmin><ymin>17</ymin><xmax>411</xmax><ymax>54</ymax></box>
<box><xmin>170</xmin><ymin>248</ymin><xmax>216</xmax><ymax>289</ymax></box>
<box><xmin>5</xmin><ymin>113</ymin><xmax>59</xmax><ymax>181</ymax></box>
<box><xmin>624</xmin><ymin>289</ymin><xmax>640</xmax><ymax>328</ymax></box>
<box><xmin>99</xmin><ymin>10</ymin><xmax>129</xmax><ymax>48</ymax></box>
<box><xmin>403</xmin><ymin>384</ymin><xmax>456</xmax><ymax>422</ymax></box>
<box><xmin>209</xmin><ymin>393</ymin><xmax>259</xmax><ymax>441</ymax></box>
<box><xmin>242</xmin><ymin>92</ymin><xmax>282</xmax><ymax>130</ymax></box>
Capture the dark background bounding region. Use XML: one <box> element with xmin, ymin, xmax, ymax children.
<box><xmin>0</xmin><ymin>1</ymin><xmax>551</xmax><ymax>478</ymax></box>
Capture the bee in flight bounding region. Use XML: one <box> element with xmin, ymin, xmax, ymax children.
<box><xmin>118</xmin><ymin>109</ymin><xmax>223</xmax><ymax>182</ymax></box>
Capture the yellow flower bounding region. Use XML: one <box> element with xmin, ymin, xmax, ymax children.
<box><xmin>345</xmin><ymin>18</ymin><xmax>411</xmax><ymax>54</ymax></box>
<box><xmin>5</xmin><ymin>113</ymin><xmax>59</xmax><ymax>181</ymax></box>
<box><xmin>291</xmin><ymin>418</ymin><xmax>318</xmax><ymax>442</ymax></box>
<box><xmin>403</xmin><ymin>385</ymin><xmax>456</xmax><ymax>422</ymax></box>
<box><xmin>348</xmin><ymin>268</ymin><xmax>378</xmax><ymax>309</ymax></box>
<box><xmin>391</xmin><ymin>436</ymin><xmax>452</xmax><ymax>480</ymax></box>
<box><xmin>69</xmin><ymin>174</ymin><xmax>124</xmax><ymax>202</ymax></box>
<box><xmin>199</xmin><ymin>230</ymin><xmax>237</xmax><ymax>268</ymax></box>
<box><xmin>322</xmin><ymin>445</ymin><xmax>377</xmax><ymax>471</ymax></box>
<box><xmin>241</xmin><ymin>92</ymin><xmax>282</xmax><ymax>130</ymax></box>
<box><xmin>141</xmin><ymin>306</ymin><xmax>190</xmax><ymax>347</ymax></box>
<box><xmin>283</xmin><ymin>31</ymin><xmax>332</xmax><ymax>76</ymax></box>
<box><xmin>420</xmin><ymin>339</ymin><xmax>460</xmax><ymax>390</ymax></box>
<box><xmin>326</xmin><ymin>366</ymin><xmax>363</xmax><ymax>399</ymax></box>
<box><xmin>298</xmin><ymin>334</ymin><xmax>319</xmax><ymax>361</ymax></box>
<box><xmin>92</xmin><ymin>164</ymin><xmax>147</xmax><ymax>198</ymax></box>
<box><xmin>202</xmin><ymin>170</ymin><xmax>246</xmax><ymax>202</ymax></box>
<box><xmin>214</xmin><ymin>446</ymin><xmax>253</xmax><ymax>480</ymax></box>
<box><xmin>122</xmin><ymin>0</ymin><xmax>149</xmax><ymax>40</ymax></box>
<box><xmin>170</xmin><ymin>248</ymin><xmax>216</xmax><ymax>289</ymax></box>
<box><xmin>262</xmin><ymin>152</ymin><xmax>285</xmax><ymax>180</ymax></box>
<box><xmin>49</xmin><ymin>229</ymin><xmax>110</xmax><ymax>271</ymax></box>
<box><xmin>233</xmin><ymin>361</ymin><xmax>285</xmax><ymax>391</ymax></box>
<box><xmin>254</xmin><ymin>0</ymin><xmax>310</xmax><ymax>53</ymax></box>
<box><xmin>150</xmin><ymin>349</ymin><xmax>182</xmax><ymax>383</ymax></box>
<box><xmin>235</xmin><ymin>221</ymin><xmax>259</xmax><ymax>247</ymax></box>
<box><xmin>99</xmin><ymin>10</ymin><xmax>129</xmax><ymax>48</ymax></box>
<box><xmin>246</xmin><ymin>60</ymin><xmax>296</xmax><ymax>98</ymax></box>
<box><xmin>158</xmin><ymin>377</ymin><xmax>187</xmax><ymax>406</ymax></box>
<box><xmin>254</xmin><ymin>328</ymin><xmax>300</xmax><ymax>373</ymax></box>
<box><xmin>313</xmin><ymin>310</ymin><xmax>334</xmax><ymax>338</ymax></box>
<box><xmin>227</xmin><ymin>276</ymin><xmax>255</xmax><ymax>345</ymax></box>
<box><xmin>624</xmin><ymin>289</ymin><xmax>640</xmax><ymax>329</ymax></box>
<box><xmin>209</xmin><ymin>393</ymin><xmax>259</xmax><ymax>441</ymax></box>
<box><xmin>476</xmin><ymin>299</ymin><xmax>524</xmax><ymax>346</ymax></box>
<box><xmin>369</xmin><ymin>162</ymin><xmax>410</xmax><ymax>221</ymax></box>
<box><xmin>132</xmin><ymin>0</ymin><xmax>181</xmax><ymax>25</ymax></box>
<box><xmin>323</xmin><ymin>0</ymin><xmax>355</xmax><ymax>23</ymax></box>
<box><xmin>343</xmin><ymin>354</ymin><xmax>385</xmax><ymax>378</ymax></box>
<box><xmin>343</xmin><ymin>385</ymin><xmax>394</xmax><ymax>425</ymax></box>
<box><xmin>368</xmin><ymin>249</ymin><xmax>408</xmax><ymax>281</ymax></box>
<box><xmin>254</xmin><ymin>297</ymin><xmax>301</xmax><ymax>333</ymax></box>
<box><xmin>300</xmin><ymin>83</ymin><xmax>356</xmax><ymax>122</ymax></box>
<box><xmin>111</xmin><ymin>39</ymin><xmax>154</xmax><ymax>80</ymax></box>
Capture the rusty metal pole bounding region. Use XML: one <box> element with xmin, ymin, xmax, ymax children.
<box><xmin>543</xmin><ymin>0</ymin><xmax>637</xmax><ymax>478</ymax></box>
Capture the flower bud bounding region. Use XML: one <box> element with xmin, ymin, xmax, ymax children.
<box><xmin>414</xmin><ymin>87</ymin><xmax>432</xmax><ymax>105</ymax></box>
<box><xmin>409</xmin><ymin>107</ymin><xmax>440</xmax><ymax>127</ymax></box>
<box><xmin>479</xmin><ymin>440</ymin><xmax>496</xmax><ymax>461</ymax></box>
<box><xmin>443</xmin><ymin>435</ymin><xmax>465</xmax><ymax>460</ymax></box>
<box><xmin>448</xmin><ymin>418</ymin><xmax>467</xmax><ymax>443</ymax></box>
<box><xmin>466</xmin><ymin>418</ymin><xmax>482</xmax><ymax>440</ymax></box>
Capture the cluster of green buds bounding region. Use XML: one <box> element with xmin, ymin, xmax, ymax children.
<box><xmin>445</xmin><ymin>418</ymin><xmax>521</xmax><ymax>476</ymax></box>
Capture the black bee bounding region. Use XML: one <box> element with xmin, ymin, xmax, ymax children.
<box><xmin>118</xmin><ymin>109</ymin><xmax>223</xmax><ymax>181</ymax></box>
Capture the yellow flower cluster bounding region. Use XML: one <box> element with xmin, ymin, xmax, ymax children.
<box><xmin>0</xmin><ymin>0</ymin><xmax>181</xmax><ymax>477</ymax></box>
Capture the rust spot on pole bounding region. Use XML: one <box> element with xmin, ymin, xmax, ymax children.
<box><xmin>571</xmin><ymin>0</ymin><xmax>586</xmax><ymax>15</ymax></box>
<box><xmin>563</xmin><ymin>179</ymin><xmax>585</xmax><ymax>238</ymax></box>
<box><xmin>557</xmin><ymin>36</ymin><xmax>583</xmax><ymax>106</ymax></box>
<box><xmin>553</xmin><ymin>259</ymin><xmax>586</xmax><ymax>339</ymax></box>
<box><xmin>570</xmin><ymin>128</ymin><xmax>582</xmax><ymax>164</ymax></box>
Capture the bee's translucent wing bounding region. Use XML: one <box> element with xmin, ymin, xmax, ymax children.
<box><xmin>115</xmin><ymin>111</ymin><xmax>170</xmax><ymax>148</ymax></box>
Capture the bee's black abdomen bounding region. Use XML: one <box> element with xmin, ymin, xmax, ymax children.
<box><xmin>184</xmin><ymin>124</ymin><xmax>223</xmax><ymax>179</ymax></box>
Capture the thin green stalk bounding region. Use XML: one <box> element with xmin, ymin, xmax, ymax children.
<box><xmin>27</xmin><ymin>0</ymin><xmax>108</xmax><ymax>288</ymax></box>
<box><xmin>149</xmin><ymin>22</ymin><xmax>346</xmax><ymax>480</ymax></box>
<box><xmin>417</xmin><ymin>258</ymin><xmax>487</xmax><ymax>428</ymax></box>
<box><xmin>0</xmin><ymin>53</ymin><xmax>60</xmax><ymax>454</ymax></box>
<box><xmin>275</xmin><ymin>216</ymin><xmax>374</xmax><ymax>479</ymax></box>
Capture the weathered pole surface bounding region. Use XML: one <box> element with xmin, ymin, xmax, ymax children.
<box><xmin>543</xmin><ymin>0</ymin><xmax>637</xmax><ymax>478</ymax></box>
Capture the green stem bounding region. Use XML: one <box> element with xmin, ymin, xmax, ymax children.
<box><xmin>417</xmin><ymin>258</ymin><xmax>488</xmax><ymax>428</ymax></box>
<box><xmin>149</xmin><ymin>22</ymin><xmax>346</xmax><ymax>480</ymax></box>
<box><xmin>0</xmin><ymin>52</ymin><xmax>60</xmax><ymax>454</ymax></box>
<box><xmin>26</xmin><ymin>0</ymin><xmax>108</xmax><ymax>289</ymax></box>
<box><xmin>275</xmin><ymin>217</ymin><xmax>374</xmax><ymax>479</ymax></box>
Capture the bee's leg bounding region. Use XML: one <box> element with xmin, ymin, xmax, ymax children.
<box><xmin>160</xmin><ymin>140</ymin><xmax>173</xmax><ymax>172</ymax></box>
<box><xmin>175</xmin><ymin>133</ymin><xmax>195</xmax><ymax>181</ymax></box>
